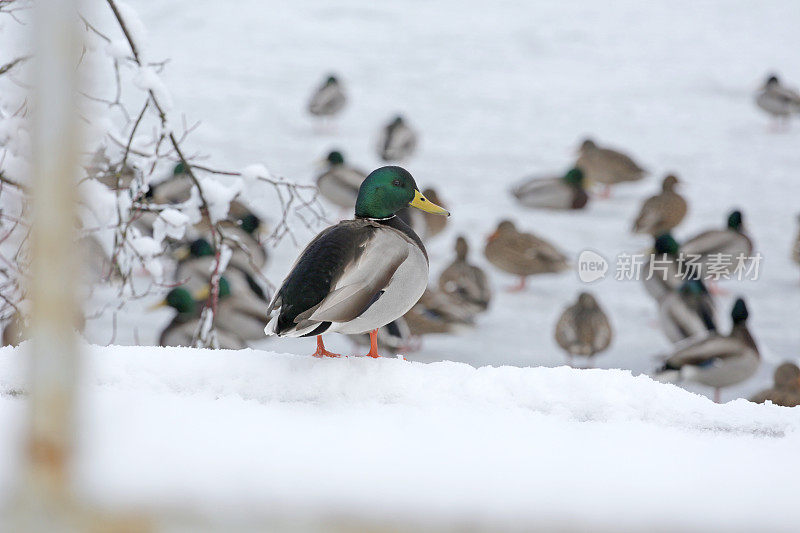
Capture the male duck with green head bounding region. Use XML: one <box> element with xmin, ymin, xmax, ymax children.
<box><xmin>155</xmin><ymin>280</ymin><xmax>247</xmax><ymax>349</ymax></box>
<box><xmin>265</xmin><ymin>166</ymin><xmax>449</xmax><ymax>358</ymax></box>
<box><xmin>154</xmin><ymin>286</ymin><xmax>201</xmax><ymax>347</ymax></box>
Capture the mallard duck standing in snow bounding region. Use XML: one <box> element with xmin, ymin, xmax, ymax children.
<box><xmin>632</xmin><ymin>174</ymin><xmax>687</xmax><ymax>236</ymax></box>
<box><xmin>750</xmin><ymin>362</ymin><xmax>800</xmax><ymax>407</ymax></box>
<box><xmin>658</xmin><ymin>279</ymin><xmax>718</xmax><ymax>344</ymax></box>
<box><xmin>575</xmin><ymin>138</ymin><xmax>647</xmax><ymax>197</ymax></box>
<box><xmin>681</xmin><ymin>210</ymin><xmax>753</xmax><ymax>280</ymax></box>
<box><xmin>315</xmin><ymin>150</ymin><xmax>367</xmax><ymax>210</ymax></box>
<box><xmin>655</xmin><ymin>298</ymin><xmax>759</xmax><ymax>403</ymax></box>
<box><xmin>511</xmin><ymin>167</ymin><xmax>589</xmax><ymax>210</ymax></box>
<box><xmin>755</xmin><ymin>74</ymin><xmax>800</xmax><ymax>128</ymax></box>
<box><xmin>264</xmin><ymin>166</ymin><xmax>449</xmax><ymax>358</ymax></box>
<box><xmin>308</xmin><ymin>74</ymin><xmax>347</xmax><ymax>118</ymax></box>
<box><xmin>554</xmin><ymin>292</ymin><xmax>612</xmax><ymax>367</ymax></box>
<box><xmin>484</xmin><ymin>220</ymin><xmax>569</xmax><ymax>291</ymax></box>
<box><xmin>438</xmin><ymin>236</ymin><xmax>492</xmax><ymax>315</ymax></box>
<box><xmin>377</xmin><ymin>115</ymin><xmax>418</xmax><ymax>162</ymax></box>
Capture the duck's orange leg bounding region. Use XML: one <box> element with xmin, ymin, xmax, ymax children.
<box><xmin>506</xmin><ymin>276</ymin><xmax>527</xmax><ymax>292</ymax></box>
<box><xmin>363</xmin><ymin>329</ymin><xmax>380</xmax><ymax>358</ymax></box>
<box><xmin>312</xmin><ymin>335</ymin><xmax>341</xmax><ymax>358</ymax></box>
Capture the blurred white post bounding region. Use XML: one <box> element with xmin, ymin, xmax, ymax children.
<box><xmin>16</xmin><ymin>0</ymin><xmax>83</xmax><ymax>526</ymax></box>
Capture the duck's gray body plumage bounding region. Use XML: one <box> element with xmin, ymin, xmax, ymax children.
<box><xmin>308</xmin><ymin>80</ymin><xmax>346</xmax><ymax>117</ymax></box>
<box><xmin>681</xmin><ymin>229</ymin><xmax>753</xmax><ymax>278</ymax></box>
<box><xmin>316</xmin><ymin>164</ymin><xmax>366</xmax><ymax>208</ymax></box>
<box><xmin>214</xmin><ymin>297</ymin><xmax>270</xmax><ymax>341</ymax></box>
<box><xmin>641</xmin><ymin>256</ymin><xmax>683</xmax><ymax>302</ymax></box>
<box><xmin>265</xmin><ymin>216</ymin><xmax>428</xmax><ymax>337</ymax></box>
<box><xmin>755</xmin><ymin>80</ymin><xmax>800</xmax><ymax>118</ymax></box>
<box><xmin>511</xmin><ymin>175</ymin><xmax>588</xmax><ymax>210</ymax></box>
<box><xmin>658</xmin><ymin>288</ymin><xmax>717</xmax><ymax>344</ymax></box>
<box><xmin>656</xmin><ymin>313</ymin><xmax>759</xmax><ymax>390</ymax></box>
<box><xmin>379</xmin><ymin>120</ymin><xmax>417</xmax><ymax>162</ymax></box>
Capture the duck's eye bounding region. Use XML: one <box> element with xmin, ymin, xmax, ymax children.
<box><xmin>392</xmin><ymin>179</ymin><xmax>402</xmax><ymax>187</ymax></box>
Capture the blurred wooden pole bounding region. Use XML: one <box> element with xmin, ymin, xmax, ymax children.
<box><xmin>14</xmin><ymin>0</ymin><xmax>83</xmax><ymax>528</ymax></box>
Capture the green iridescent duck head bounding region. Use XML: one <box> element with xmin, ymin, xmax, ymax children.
<box><xmin>355</xmin><ymin>166</ymin><xmax>449</xmax><ymax>219</ymax></box>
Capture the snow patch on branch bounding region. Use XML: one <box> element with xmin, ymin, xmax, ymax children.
<box><xmin>195</xmin><ymin>177</ymin><xmax>243</xmax><ymax>224</ymax></box>
<box><xmin>133</xmin><ymin>66</ymin><xmax>172</xmax><ymax>111</ymax></box>
<box><xmin>114</xmin><ymin>0</ymin><xmax>151</xmax><ymax>61</ymax></box>
<box><xmin>105</xmin><ymin>39</ymin><xmax>131</xmax><ymax>60</ymax></box>
<box><xmin>152</xmin><ymin>207</ymin><xmax>189</xmax><ymax>244</ymax></box>
<box><xmin>241</xmin><ymin>163</ymin><xmax>271</xmax><ymax>183</ymax></box>
<box><xmin>216</xmin><ymin>243</ymin><xmax>233</xmax><ymax>274</ymax></box>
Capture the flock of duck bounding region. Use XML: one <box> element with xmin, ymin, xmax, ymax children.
<box><xmin>9</xmin><ymin>73</ymin><xmax>800</xmax><ymax>407</ymax></box>
<box><xmin>149</xmin><ymin>72</ymin><xmax>800</xmax><ymax>405</ymax></box>
<box><xmin>149</xmin><ymin>167</ymin><xmax>270</xmax><ymax>350</ymax></box>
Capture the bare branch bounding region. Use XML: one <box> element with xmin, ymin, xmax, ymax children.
<box><xmin>122</xmin><ymin>99</ymin><xmax>148</xmax><ymax>167</ymax></box>
<box><xmin>79</xmin><ymin>14</ymin><xmax>111</xmax><ymax>43</ymax></box>
<box><xmin>0</xmin><ymin>170</ymin><xmax>28</xmax><ymax>193</ymax></box>
<box><xmin>0</xmin><ymin>55</ymin><xmax>29</xmax><ymax>76</ymax></box>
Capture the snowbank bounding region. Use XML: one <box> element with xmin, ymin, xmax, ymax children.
<box><xmin>0</xmin><ymin>344</ymin><xmax>797</xmax><ymax>531</ymax></box>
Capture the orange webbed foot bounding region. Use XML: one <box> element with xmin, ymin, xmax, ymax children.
<box><xmin>312</xmin><ymin>335</ymin><xmax>342</xmax><ymax>358</ymax></box>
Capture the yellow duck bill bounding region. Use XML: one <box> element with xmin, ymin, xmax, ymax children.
<box><xmin>148</xmin><ymin>300</ymin><xmax>167</xmax><ymax>311</ymax></box>
<box><xmin>409</xmin><ymin>189</ymin><xmax>450</xmax><ymax>216</ymax></box>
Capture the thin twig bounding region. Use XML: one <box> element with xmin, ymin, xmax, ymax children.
<box><xmin>0</xmin><ymin>171</ymin><xmax>27</xmax><ymax>193</ymax></box>
<box><xmin>0</xmin><ymin>56</ymin><xmax>29</xmax><ymax>76</ymax></box>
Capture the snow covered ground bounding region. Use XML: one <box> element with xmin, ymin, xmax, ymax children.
<box><xmin>0</xmin><ymin>344</ymin><xmax>798</xmax><ymax>530</ymax></box>
<box><xmin>80</xmin><ymin>0</ymin><xmax>800</xmax><ymax>402</ymax></box>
